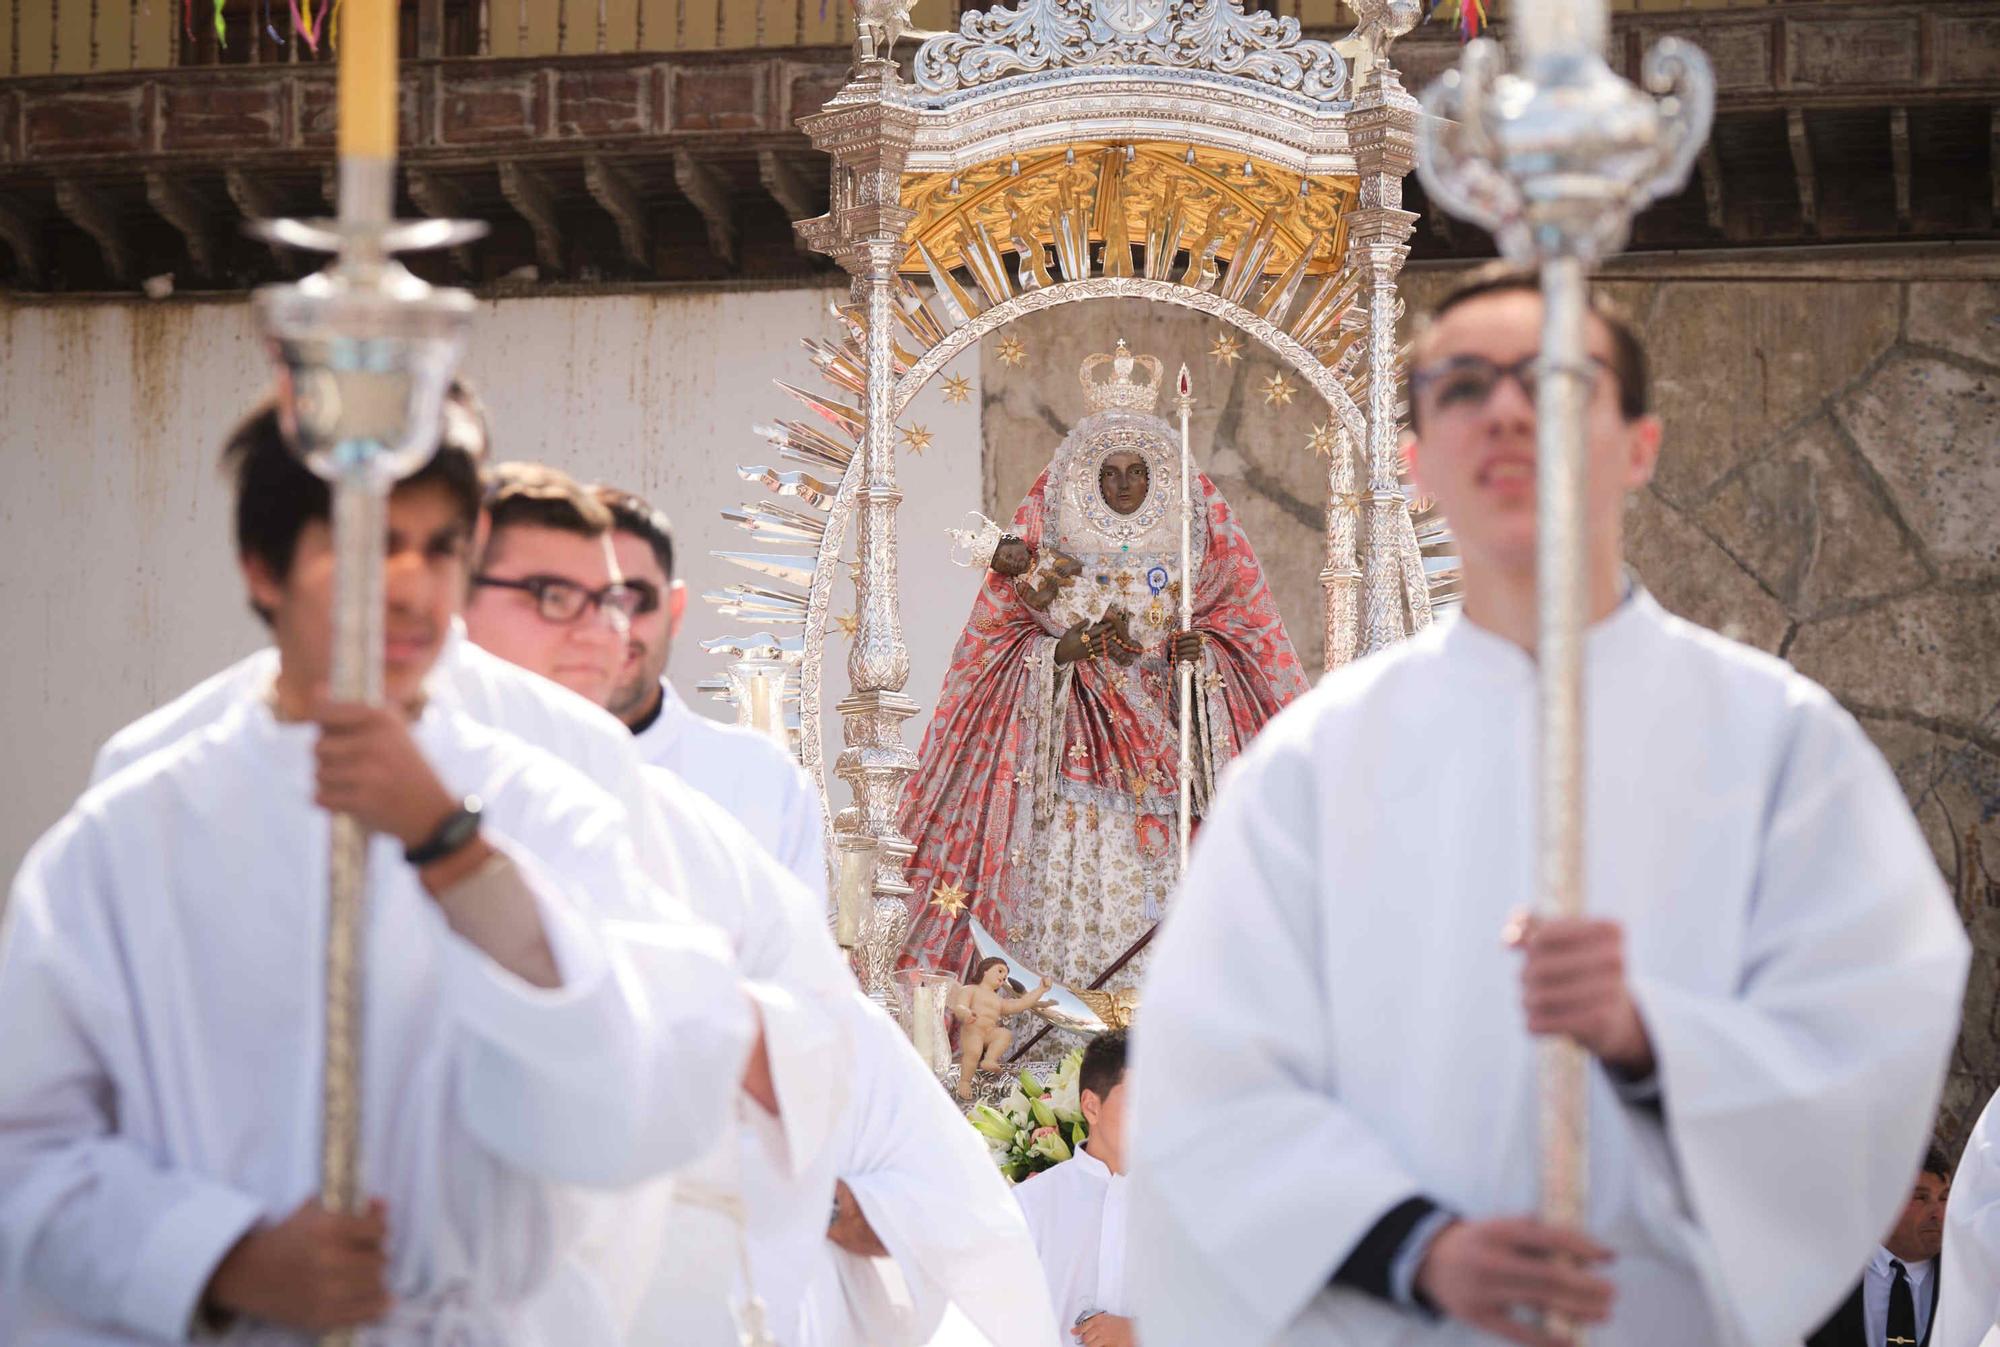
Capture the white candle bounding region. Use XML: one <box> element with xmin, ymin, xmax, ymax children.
<box><xmin>833</xmin><ymin>840</ymin><xmax>874</xmax><ymax>948</ymax></box>
<box><xmin>911</xmin><ymin>982</ymin><xmax>938</xmax><ymax>1067</ymax></box>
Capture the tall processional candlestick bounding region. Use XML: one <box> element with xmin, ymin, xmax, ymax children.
<box><xmin>1414</xmin><ymin>2</ymin><xmax>1712</xmax><ymax>1336</ymax></box>
<box><xmin>1175</xmin><ymin>364</ymin><xmax>1195</xmax><ymax>874</ymax></box>
<box><xmin>247</xmin><ymin>2</ymin><xmax>484</xmax><ymax>1342</ymax></box>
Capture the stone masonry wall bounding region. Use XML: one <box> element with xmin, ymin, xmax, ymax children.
<box><xmin>981</xmin><ymin>253</ymin><xmax>2000</xmax><ymax>1154</ymax></box>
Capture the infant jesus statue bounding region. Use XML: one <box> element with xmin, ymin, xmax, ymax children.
<box><xmin>988</xmin><ymin>533</ymin><xmax>1143</xmax><ymax>668</ymax></box>
<box><xmin>949</xmin><ymin>956</ymin><xmax>1054</xmax><ymax>1099</ymax></box>
<box><xmin>989</xmin><ymin>533</ymin><xmax>1082</xmax><ymax>612</ymax></box>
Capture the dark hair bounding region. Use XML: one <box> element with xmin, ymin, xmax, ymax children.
<box><xmin>227</xmin><ymin>382</ymin><xmax>485</xmax><ymax>623</ymax></box>
<box><xmin>1411</xmin><ymin>262</ymin><xmax>1650</xmax><ymax>422</ymax></box>
<box><xmin>481</xmin><ymin>462</ymin><xmax>614</xmax><ymax>568</ymax></box>
<box><xmin>1080</xmin><ymin>1028</ymin><xmax>1128</xmax><ymax>1102</ymax></box>
<box><xmin>596</xmin><ymin>484</ymin><xmax>676</xmax><ymax>582</ymax></box>
<box><xmin>1922</xmin><ymin>1143</ymin><xmax>1952</xmax><ymax>1182</ymax></box>
<box><xmin>971</xmin><ymin>956</ymin><xmax>1010</xmax><ymax>987</ymax></box>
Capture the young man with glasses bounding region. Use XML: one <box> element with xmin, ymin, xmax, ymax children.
<box><xmin>464</xmin><ymin>463</ymin><xmax>643</xmax><ymax>710</ymax></box>
<box><xmin>455</xmin><ymin>473</ymin><xmax>1051</xmax><ymax>1347</ymax></box>
<box><xmin>1129</xmin><ymin>267</ymin><xmax>1969</xmax><ymax>1347</ymax></box>
<box><xmin>595</xmin><ymin>484</ymin><xmax>828</xmax><ymax>892</ymax></box>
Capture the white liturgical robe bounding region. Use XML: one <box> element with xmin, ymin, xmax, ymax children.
<box><xmin>0</xmin><ymin>698</ymin><xmax>754</xmax><ymax>1345</ymax></box>
<box><xmin>748</xmin><ymin>994</ymin><xmax>1061</xmax><ymax>1347</ymax></box>
<box><xmin>1130</xmin><ymin>591</ymin><xmax>1969</xmax><ymax>1347</ymax></box>
<box><xmin>1936</xmin><ymin>1089</ymin><xmax>2000</xmax><ymax>1347</ymax></box>
<box><xmin>633</xmin><ymin>679</ymin><xmax>828</xmax><ymax>891</ymax></box>
<box><xmin>1014</xmin><ymin>1144</ymin><xmax>1131</xmax><ymax>1333</ymax></box>
<box><xmin>631</xmin><ymin>767</ymin><xmax>1056</xmax><ymax>1347</ymax></box>
<box><xmin>92</xmin><ymin>624</ymin><xmax>686</xmax><ymax>907</ymax></box>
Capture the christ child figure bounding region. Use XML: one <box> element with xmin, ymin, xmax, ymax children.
<box><xmin>951</xmin><ymin>956</ymin><xmax>1053</xmax><ymax>1099</ymax></box>
<box><xmin>992</xmin><ymin>535</ymin><xmax>1083</xmax><ymax>613</ymax></box>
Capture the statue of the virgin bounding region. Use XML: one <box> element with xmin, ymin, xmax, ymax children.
<box><xmin>900</xmin><ymin>340</ymin><xmax>1308</xmax><ymax>995</ymax></box>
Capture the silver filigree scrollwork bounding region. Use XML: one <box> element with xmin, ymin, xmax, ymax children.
<box><xmin>1320</xmin><ymin>422</ymin><xmax>1361</xmax><ymax>672</ymax></box>
<box><xmin>1345</xmin><ymin>60</ymin><xmax>1421</xmax><ymax>653</ymax></box>
<box><xmin>1343</xmin><ymin>0</ymin><xmax>1420</xmax><ymax>78</ymax></box>
<box><xmin>913</xmin><ymin>0</ymin><xmax>1348</xmax><ymax>102</ymax></box>
<box><xmin>1417</xmin><ymin>32</ymin><xmax>1714</xmax><ymax>266</ymax></box>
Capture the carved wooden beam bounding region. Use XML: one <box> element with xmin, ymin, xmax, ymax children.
<box><xmin>1786</xmin><ymin>107</ymin><xmax>1818</xmax><ymax>236</ymax></box>
<box><xmin>1890</xmin><ymin>106</ymin><xmax>1912</xmax><ymax>233</ymax></box>
<box><xmin>224</xmin><ymin>167</ymin><xmax>294</xmax><ymax>270</ymax></box>
<box><xmin>498</xmin><ymin>160</ymin><xmax>563</xmax><ymax>274</ymax></box>
<box><xmin>55</xmin><ymin>178</ymin><xmax>132</xmax><ymax>285</ymax></box>
<box><xmin>758</xmin><ymin>149</ymin><xmax>818</xmax><ymax>227</ymax></box>
<box><xmin>1696</xmin><ymin>141</ymin><xmax>1726</xmax><ymax>235</ymax></box>
<box><xmin>147</xmin><ymin>171</ymin><xmax>220</xmax><ymax>280</ymax></box>
<box><xmin>406</xmin><ymin>168</ymin><xmax>481</xmax><ymax>276</ymax></box>
<box><xmin>0</xmin><ymin>197</ymin><xmax>46</xmax><ymax>286</ymax></box>
<box><xmin>675</xmin><ymin>150</ymin><xmax>738</xmax><ymax>269</ymax></box>
<box><xmin>584</xmin><ymin>156</ymin><xmax>651</xmax><ymax>270</ymax></box>
<box><xmin>1992</xmin><ymin>108</ymin><xmax>2000</xmax><ymax>225</ymax></box>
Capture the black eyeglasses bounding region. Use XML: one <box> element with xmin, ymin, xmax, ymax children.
<box><xmin>1408</xmin><ymin>354</ymin><xmax>1616</xmax><ymax>417</ymax></box>
<box><xmin>473</xmin><ymin>574</ymin><xmax>643</xmax><ymax>625</ymax></box>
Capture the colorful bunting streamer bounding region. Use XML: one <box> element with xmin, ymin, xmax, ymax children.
<box><xmin>1425</xmin><ymin>0</ymin><xmax>1486</xmax><ymax>41</ymax></box>
<box><xmin>289</xmin><ymin>0</ymin><xmax>321</xmax><ymax>51</ymax></box>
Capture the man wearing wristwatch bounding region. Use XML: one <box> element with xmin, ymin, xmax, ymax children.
<box><xmin>0</xmin><ymin>402</ymin><xmax>778</xmax><ymax>1345</ymax></box>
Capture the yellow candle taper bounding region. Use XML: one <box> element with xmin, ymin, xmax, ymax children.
<box><xmin>336</xmin><ymin>0</ymin><xmax>397</xmax><ymax>163</ymax></box>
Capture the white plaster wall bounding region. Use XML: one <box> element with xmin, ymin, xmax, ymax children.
<box><xmin>0</xmin><ymin>286</ymin><xmax>983</xmax><ymax>881</ymax></box>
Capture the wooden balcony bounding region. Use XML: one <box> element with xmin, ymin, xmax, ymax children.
<box><xmin>0</xmin><ymin>0</ymin><xmax>1994</xmax><ymax>292</ymax></box>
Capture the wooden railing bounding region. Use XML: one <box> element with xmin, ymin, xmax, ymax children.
<box><xmin>0</xmin><ymin>0</ymin><xmax>1791</xmax><ymax>79</ymax></box>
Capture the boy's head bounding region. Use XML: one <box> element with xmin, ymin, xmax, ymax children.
<box><xmin>230</xmin><ymin>383</ymin><xmax>485</xmax><ymax>709</ymax></box>
<box><xmin>595</xmin><ymin>484</ymin><xmax>688</xmax><ymax>725</ymax></box>
<box><xmin>1404</xmin><ymin>264</ymin><xmax>1662</xmax><ymax>581</ymax></box>
<box><xmin>1079</xmin><ymin>1028</ymin><xmax>1129</xmax><ymax>1170</ymax></box>
<box><xmin>462</xmin><ymin>462</ymin><xmax>637</xmax><ymax>706</ymax></box>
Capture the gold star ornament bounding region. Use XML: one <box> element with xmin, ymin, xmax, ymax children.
<box><xmin>1208</xmin><ymin>332</ymin><xmax>1244</xmax><ymax>366</ymax></box>
<box><xmin>834</xmin><ymin>611</ymin><xmax>860</xmax><ymax>637</ymax></box>
<box><xmin>1307</xmin><ymin>423</ymin><xmax>1340</xmax><ymax>458</ymax></box>
<box><xmin>900</xmin><ymin>424</ymin><xmax>934</xmax><ymax>455</ymax></box>
<box><xmin>995</xmin><ymin>335</ymin><xmax>1028</xmax><ymax>368</ymax></box>
<box><xmin>1261</xmin><ymin>373</ymin><xmax>1297</xmax><ymax>407</ymax></box>
<box><xmin>941</xmin><ymin>373</ymin><xmax>973</xmax><ymax>405</ymax></box>
<box><xmin>930</xmin><ymin>879</ymin><xmax>971</xmax><ymax>920</ymax></box>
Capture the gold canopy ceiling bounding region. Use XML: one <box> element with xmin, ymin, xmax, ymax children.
<box><xmin>899</xmin><ymin>141</ymin><xmax>1361</xmax><ymax>284</ymax></box>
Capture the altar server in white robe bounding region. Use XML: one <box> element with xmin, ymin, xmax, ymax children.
<box><xmin>0</xmin><ymin>429</ymin><xmax>776</xmax><ymax>1344</ymax></box>
<box><xmin>1937</xmin><ymin>1094</ymin><xmax>2000</xmax><ymax>1347</ymax></box>
<box><xmin>1014</xmin><ymin>1030</ymin><xmax>1135</xmax><ymax>1347</ymax></box>
<box><xmin>87</xmin><ymin>431</ymin><xmax>843</xmax><ymax>1334</ymax></box>
<box><xmin>596</xmin><ymin>485</ymin><xmax>827</xmax><ymax>889</ymax></box>
<box><xmin>90</xmin><ymin>392</ymin><xmax>684</xmax><ymax>915</ymax></box>
<box><xmin>1129</xmin><ymin>268</ymin><xmax>1970</xmax><ymax>1347</ymax></box>
<box><xmin>464</xmin><ymin>464</ymin><xmax>1054</xmax><ymax>1347</ymax></box>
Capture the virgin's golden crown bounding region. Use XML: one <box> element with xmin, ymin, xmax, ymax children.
<box><xmin>1080</xmin><ymin>340</ymin><xmax>1165</xmax><ymax>415</ymax></box>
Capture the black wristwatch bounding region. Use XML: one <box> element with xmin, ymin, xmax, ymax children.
<box><xmin>405</xmin><ymin>796</ymin><xmax>483</xmax><ymax>866</ymax></box>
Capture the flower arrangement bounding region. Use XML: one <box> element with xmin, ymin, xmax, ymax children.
<box><xmin>967</xmin><ymin>1048</ymin><xmax>1090</xmax><ymax>1183</ymax></box>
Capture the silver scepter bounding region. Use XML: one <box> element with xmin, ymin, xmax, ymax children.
<box><xmin>249</xmin><ymin>164</ymin><xmax>483</xmax><ymax>1347</ymax></box>
<box><xmin>1175</xmin><ymin>363</ymin><xmax>1195</xmax><ymax>875</ymax></box>
<box><xmin>1414</xmin><ymin>1</ymin><xmax>1712</xmax><ymax>1333</ymax></box>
